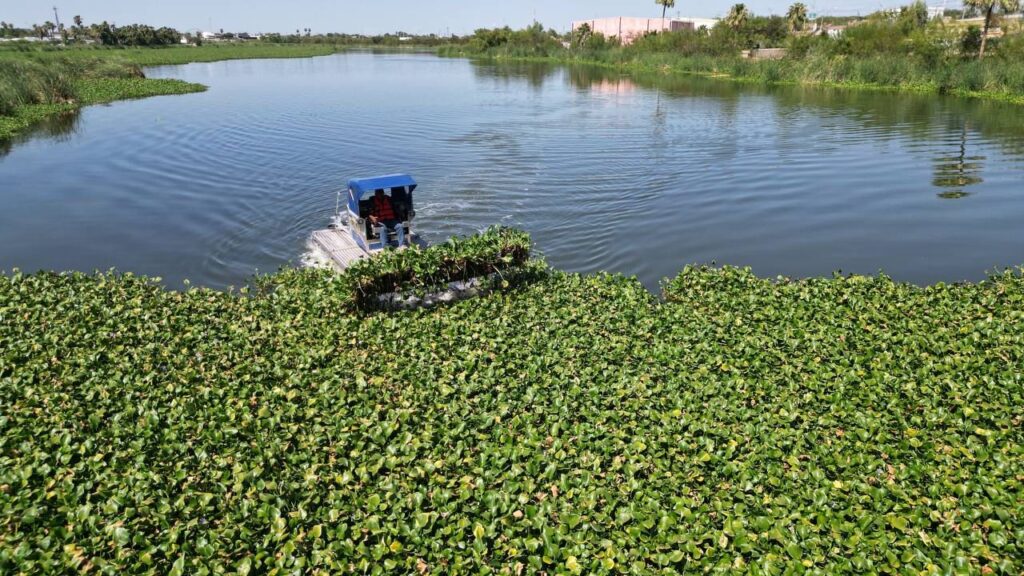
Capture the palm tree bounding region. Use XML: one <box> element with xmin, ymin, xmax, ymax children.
<box><xmin>656</xmin><ymin>0</ymin><xmax>677</xmax><ymax>20</ymax></box>
<box><xmin>724</xmin><ymin>4</ymin><xmax>750</xmax><ymax>29</ymax></box>
<box><xmin>787</xmin><ymin>2</ymin><xmax>808</xmax><ymax>31</ymax></box>
<box><xmin>44</xmin><ymin>20</ymin><xmax>56</xmax><ymax>38</ymax></box>
<box><xmin>963</xmin><ymin>0</ymin><xmax>1021</xmax><ymax>58</ymax></box>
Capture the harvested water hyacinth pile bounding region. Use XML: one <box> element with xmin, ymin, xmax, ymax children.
<box><xmin>0</xmin><ymin>235</ymin><xmax>1022</xmax><ymax>574</ymax></box>
<box><xmin>340</xmin><ymin>227</ymin><xmax>534</xmax><ymax>308</ymax></box>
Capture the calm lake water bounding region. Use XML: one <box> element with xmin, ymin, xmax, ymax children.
<box><xmin>2</xmin><ymin>52</ymin><xmax>1024</xmax><ymax>289</ymax></box>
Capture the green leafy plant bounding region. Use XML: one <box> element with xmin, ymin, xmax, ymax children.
<box><xmin>1</xmin><ymin>246</ymin><xmax>1023</xmax><ymax>574</ymax></box>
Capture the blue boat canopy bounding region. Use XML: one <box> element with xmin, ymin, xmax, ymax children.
<box><xmin>347</xmin><ymin>174</ymin><xmax>417</xmax><ymax>214</ymax></box>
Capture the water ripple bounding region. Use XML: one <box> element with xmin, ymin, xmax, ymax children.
<box><xmin>2</xmin><ymin>53</ymin><xmax>1024</xmax><ymax>289</ymax></box>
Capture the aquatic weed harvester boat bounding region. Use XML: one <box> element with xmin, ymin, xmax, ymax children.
<box><xmin>308</xmin><ymin>174</ymin><xmax>532</xmax><ymax>309</ymax></box>
<box><xmin>309</xmin><ymin>173</ymin><xmax>426</xmax><ymax>271</ymax></box>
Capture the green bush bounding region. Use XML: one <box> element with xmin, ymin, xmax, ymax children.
<box><xmin>743</xmin><ymin>15</ymin><xmax>790</xmax><ymax>49</ymax></box>
<box><xmin>993</xmin><ymin>32</ymin><xmax>1024</xmax><ymax>61</ymax></box>
<box><xmin>898</xmin><ymin>1</ymin><xmax>930</xmax><ymax>34</ymax></box>
<box><xmin>786</xmin><ymin>34</ymin><xmax>831</xmax><ymax>60</ymax></box>
<box><xmin>580</xmin><ymin>32</ymin><xmax>619</xmax><ymax>53</ymax></box>
<box><xmin>464</xmin><ymin>23</ymin><xmax>564</xmax><ymax>58</ymax></box>
<box><xmin>830</xmin><ymin>21</ymin><xmax>909</xmax><ymax>57</ymax></box>
<box><xmin>961</xmin><ymin>25</ymin><xmax>983</xmax><ymax>58</ymax></box>
<box><xmin>906</xmin><ymin>30</ymin><xmax>946</xmax><ymax>68</ymax></box>
<box><xmin>626</xmin><ymin>28</ymin><xmax>740</xmax><ymax>58</ymax></box>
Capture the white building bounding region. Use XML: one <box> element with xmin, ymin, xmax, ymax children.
<box><xmin>681</xmin><ymin>18</ymin><xmax>720</xmax><ymax>30</ymax></box>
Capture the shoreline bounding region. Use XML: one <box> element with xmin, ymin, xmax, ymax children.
<box><xmin>442</xmin><ymin>51</ymin><xmax>1024</xmax><ymax>107</ymax></box>
<box><xmin>0</xmin><ymin>44</ymin><xmax>346</xmax><ymax>141</ymax></box>
<box><xmin>0</xmin><ymin>78</ymin><xmax>207</xmax><ymax>141</ymax></box>
<box><xmin>8</xmin><ymin>45</ymin><xmax>1024</xmax><ymax>143</ymax></box>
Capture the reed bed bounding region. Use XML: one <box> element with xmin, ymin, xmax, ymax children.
<box><xmin>0</xmin><ymin>43</ymin><xmax>345</xmax><ymax>139</ymax></box>
<box><xmin>0</xmin><ymin>59</ymin><xmax>77</xmax><ymax>116</ymax></box>
<box><xmin>443</xmin><ymin>23</ymin><xmax>1024</xmax><ymax>105</ymax></box>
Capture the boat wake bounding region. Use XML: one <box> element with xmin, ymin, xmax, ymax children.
<box><xmin>300</xmin><ymin>239</ymin><xmax>336</xmax><ymax>271</ymax></box>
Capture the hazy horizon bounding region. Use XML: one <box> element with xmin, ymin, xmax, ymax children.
<box><xmin>5</xmin><ymin>0</ymin><xmax>913</xmax><ymax>35</ymax></box>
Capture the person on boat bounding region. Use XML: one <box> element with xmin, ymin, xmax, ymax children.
<box><xmin>369</xmin><ymin>188</ymin><xmax>405</xmax><ymax>248</ymax></box>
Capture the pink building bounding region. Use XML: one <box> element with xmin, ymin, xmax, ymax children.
<box><xmin>571</xmin><ymin>17</ymin><xmax>695</xmax><ymax>45</ymax></box>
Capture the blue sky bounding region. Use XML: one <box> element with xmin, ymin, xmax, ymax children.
<box><xmin>7</xmin><ymin>0</ymin><xmax>912</xmax><ymax>34</ymax></box>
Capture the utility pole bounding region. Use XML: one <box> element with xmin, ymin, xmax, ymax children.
<box><xmin>53</xmin><ymin>6</ymin><xmax>64</xmax><ymax>43</ymax></box>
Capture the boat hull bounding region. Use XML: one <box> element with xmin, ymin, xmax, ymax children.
<box><xmin>309</xmin><ymin>225</ymin><xmax>426</xmax><ymax>272</ymax></box>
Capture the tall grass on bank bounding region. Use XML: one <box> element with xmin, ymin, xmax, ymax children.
<box><xmin>0</xmin><ymin>57</ymin><xmax>141</xmax><ymax>115</ymax></box>
<box><xmin>0</xmin><ymin>44</ymin><xmax>345</xmax><ymax>139</ymax></box>
<box><xmin>0</xmin><ymin>56</ymin><xmax>204</xmax><ymax>140</ymax></box>
<box><xmin>0</xmin><ymin>59</ymin><xmax>77</xmax><ymax>116</ymax></box>
<box><xmin>606</xmin><ymin>51</ymin><xmax>1024</xmax><ymax>98</ymax></box>
<box><xmin>0</xmin><ymin>43</ymin><xmax>344</xmax><ymax>67</ymax></box>
<box><xmin>112</xmin><ymin>43</ymin><xmax>342</xmax><ymax>66</ymax></box>
<box><xmin>445</xmin><ymin>47</ymin><xmax>1024</xmax><ymax>104</ymax></box>
<box><xmin>443</xmin><ymin>21</ymin><xmax>1024</xmax><ymax>104</ymax></box>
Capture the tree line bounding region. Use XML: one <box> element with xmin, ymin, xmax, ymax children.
<box><xmin>3</xmin><ymin>0</ymin><xmax>1019</xmax><ymax>56</ymax></box>
<box><xmin>0</xmin><ymin>16</ymin><xmax>184</xmax><ymax>47</ymax></box>
<box><xmin>557</xmin><ymin>0</ymin><xmax>1021</xmax><ymax>61</ymax></box>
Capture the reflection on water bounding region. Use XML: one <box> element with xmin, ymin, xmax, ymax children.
<box><xmin>472</xmin><ymin>61</ymin><xmax>553</xmax><ymax>89</ymax></box>
<box><xmin>474</xmin><ymin>60</ymin><xmax>1020</xmax><ymax>204</ymax></box>
<box><xmin>0</xmin><ymin>109</ymin><xmax>80</xmax><ymax>158</ymax></box>
<box><xmin>1</xmin><ymin>53</ymin><xmax>1023</xmax><ymax>289</ymax></box>
<box><xmin>933</xmin><ymin>122</ymin><xmax>985</xmax><ymax>199</ymax></box>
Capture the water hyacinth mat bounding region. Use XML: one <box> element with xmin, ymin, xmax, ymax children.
<box><xmin>1</xmin><ymin>246</ymin><xmax>1022</xmax><ymax>574</ymax></box>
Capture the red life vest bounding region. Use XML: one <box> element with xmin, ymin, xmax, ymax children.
<box><xmin>371</xmin><ymin>195</ymin><xmax>397</xmax><ymax>221</ymax></box>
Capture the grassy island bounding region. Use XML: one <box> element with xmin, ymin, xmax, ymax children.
<box><xmin>1</xmin><ymin>230</ymin><xmax>1021</xmax><ymax>574</ymax></box>
<box><xmin>0</xmin><ymin>44</ymin><xmax>345</xmax><ymax>141</ymax></box>
<box><xmin>0</xmin><ymin>55</ymin><xmax>201</xmax><ymax>141</ymax></box>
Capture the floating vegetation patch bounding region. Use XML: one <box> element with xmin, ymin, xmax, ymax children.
<box><xmin>1</xmin><ymin>251</ymin><xmax>1023</xmax><ymax>574</ymax></box>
